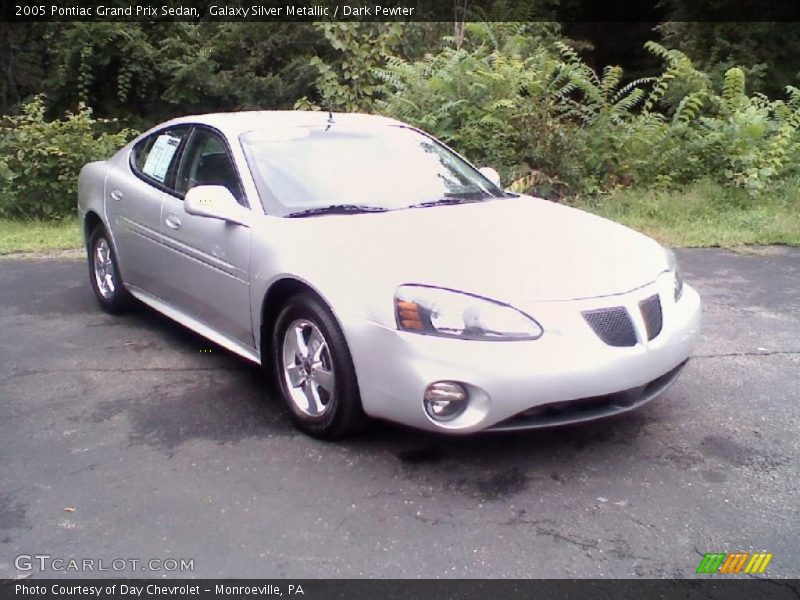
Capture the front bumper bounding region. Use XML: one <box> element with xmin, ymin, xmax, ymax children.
<box><xmin>344</xmin><ymin>279</ymin><xmax>701</xmax><ymax>434</ymax></box>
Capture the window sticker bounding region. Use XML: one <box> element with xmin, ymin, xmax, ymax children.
<box><xmin>142</xmin><ymin>134</ymin><xmax>182</xmax><ymax>183</ymax></box>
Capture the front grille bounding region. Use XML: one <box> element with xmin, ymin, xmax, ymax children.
<box><xmin>582</xmin><ymin>306</ymin><xmax>637</xmax><ymax>347</ymax></box>
<box><xmin>639</xmin><ymin>294</ymin><xmax>663</xmax><ymax>340</ymax></box>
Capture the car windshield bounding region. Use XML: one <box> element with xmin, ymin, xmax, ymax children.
<box><xmin>240</xmin><ymin>124</ymin><xmax>506</xmax><ymax>216</ymax></box>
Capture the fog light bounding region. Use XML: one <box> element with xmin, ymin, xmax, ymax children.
<box><xmin>423</xmin><ymin>381</ymin><xmax>468</xmax><ymax>421</ymax></box>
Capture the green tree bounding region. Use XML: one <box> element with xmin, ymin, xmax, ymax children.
<box><xmin>0</xmin><ymin>23</ymin><xmax>48</xmax><ymax>115</ymax></box>
<box><xmin>158</xmin><ymin>23</ymin><xmax>324</xmax><ymax>116</ymax></box>
<box><xmin>43</xmin><ymin>23</ymin><xmax>159</xmax><ymax>119</ymax></box>
<box><xmin>296</xmin><ymin>23</ymin><xmax>404</xmax><ymax>112</ymax></box>
<box><xmin>38</xmin><ymin>23</ymin><xmax>325</xmax><ymax>123</ymax></box>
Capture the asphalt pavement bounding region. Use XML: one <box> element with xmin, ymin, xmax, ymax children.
<box><xmin>0</xmin><ymin>247</ymin><xmax>798</xmax><ymax>578</ymax></box>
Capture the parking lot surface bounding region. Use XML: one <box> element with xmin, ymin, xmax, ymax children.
<box><xmin>1</xmin><ymin>248</ymin><xmax>798</xmax><ymax>578</ymax></box>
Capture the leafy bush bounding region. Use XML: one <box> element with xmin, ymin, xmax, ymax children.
<box><xmin>4</xmin><ymin>22</ymin><xmax>800</xmax><ymax>219</ymax></box>
<box><xmin>375</xmin><ymin>27</ymin><xmax>595</xmax><ymax>197</ymax></box>
<box><xmin>0</xmin><ymin>96</ymin><xmax>136</xmax><ymax>219</ymax></box>
<box><xmin>372</xmin><ymin>28</ymin><xmax>800</xmax><ymax>198</ymax></box>
<box><xmin>615</xmin><ymin>44</ymin><xmax>800</xmax><ymax>194</ymax></box>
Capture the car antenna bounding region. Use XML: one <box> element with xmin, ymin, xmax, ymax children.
<box><xmin>325</xmin><ymin>106</ymin><xmax>335</xmax><ymax>131</ymax></box>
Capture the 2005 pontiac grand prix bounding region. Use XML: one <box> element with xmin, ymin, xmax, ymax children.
<box><xmin>78</xmin><ymin>111</ymin><xmax>701</xmax><ymax>439</ymax></box>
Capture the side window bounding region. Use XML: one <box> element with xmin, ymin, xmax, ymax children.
<box><xmin>131</xmin><ymin>127</ymin><xmax>189</xmax><ymax>186</ymax></box>
<box><xmin>175</xmin><ymin>129</ymin><xmax>244</xmax><ymax>205</ymax></box>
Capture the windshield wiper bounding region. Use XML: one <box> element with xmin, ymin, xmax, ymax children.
<box><xmin>406</xmin><ymin>196</ymin><xmax>485</xmax><ymax>210</ymax></box>
<box><xmin>286</xmin><ymin>204</ymin><xmax>389</xmax><ymax>218</ymax></box>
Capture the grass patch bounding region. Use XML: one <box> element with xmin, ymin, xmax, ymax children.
<box><xmin>573</xmin><ymin>180</ymin><xmax>800</xmax><ymax>247</ymax></box>
<box><xmin>0</xmin><ymin>180</ymin><xmax>798</xmax><ymax>254</ymax></box>
<box><xmin>0</xmin><ymin>218</ymin><xmax>82</xmax><ymax>255</ymax></box>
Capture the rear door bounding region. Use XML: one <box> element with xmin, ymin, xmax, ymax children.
<box><xmin>158</xmin><ymin>127</ymin><xmax>254</xmax><ymax>346</ymax></box>
<box><xmin>105</xmin><ymin>126</ymin><xmax>190</xmax><ymax>294</ymax></box>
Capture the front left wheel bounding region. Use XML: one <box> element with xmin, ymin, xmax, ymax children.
<box><xmin>87</xmin><ymin>226</ymin><xmax>133</xmax><ymax>314</ymax></box>
<box><xmin>272</xmin><ymin>293</ymin><xmax>366</xmax><ymax>439</ymax></box>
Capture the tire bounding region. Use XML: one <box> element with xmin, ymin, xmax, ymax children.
<box><xmin>272</xmin><ymin>293</ymin><xmax>366</xmax><ymax>439</ymax></box>
<box><xmin>87</xmin><ymin>225</ymin><xmax>134</xmax><ymax>314</ymax></box>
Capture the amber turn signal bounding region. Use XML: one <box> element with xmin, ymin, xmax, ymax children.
<box><xmin>396</xmin><ymin>299</ymin><xmax>423</xmax><ymax>330</ymax></box>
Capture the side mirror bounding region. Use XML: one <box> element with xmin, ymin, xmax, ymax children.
<box><xmin>184</xmin><ymin>185</ymin><xmax>249</xmax><ymax>227</ymax></box>
<box><xmin>478</xmin><ymin>167</ymin><xmax>501</xmax><ymax>188</ymax></box>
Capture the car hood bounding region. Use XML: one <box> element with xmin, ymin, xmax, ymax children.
<box><xmin>276</xmin><ymin>196</ymin><xmax>668</xmax><ymax>304</ymax></box>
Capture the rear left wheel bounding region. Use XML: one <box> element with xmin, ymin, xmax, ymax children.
<box><xmin>87</xmin><ymin>226</ymin><xmax>133</xmax><ymax>314</ymax></box>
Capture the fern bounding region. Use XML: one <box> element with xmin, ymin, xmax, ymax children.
<box><xmin>600</xmin><ymin>65</ymin><xmax>623</xmax><ymax>99</ymax></box>
<box><xmin>785</xmin><ymin>85</ymin><xmax>800</xmax><ymax>110</ymax></box>
<box><xmin>554</xmin><ymin>40</ymin><xmax>581</xmax><ymax>66</ymax></box>
<box><xmin>722</xmin><ymin>67</ymin><xmax>746</xmax><ymax>103</ymax></box>
<box><xmin>674</xmin><ymin>91</ymin><xmax>705</xmax><ymax>123</ymax></box>
<box><xmin>612</xmin><ymin>77</ymin><xmax>655</xmax><ymax>105</ymax></box>
<box><xmin>614</xmin><ymin>87</ymin><xmax>646</xmax><ymax>113</ymax></box>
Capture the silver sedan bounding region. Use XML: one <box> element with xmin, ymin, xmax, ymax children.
<box><xmin>78</xmin><ymin>111</ymin><xmax>702</xmax><ymax>439</ymax></box>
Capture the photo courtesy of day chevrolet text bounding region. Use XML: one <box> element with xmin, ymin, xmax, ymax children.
<box><xmin>13</xmin><ymin>583</ymin><xmax>306</xmax><ymax>598</ymax></box>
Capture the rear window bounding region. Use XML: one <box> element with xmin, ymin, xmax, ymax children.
<box><xmin>132</xmin><ymin>127</ymin><xmax>190</xmax><ymax>186</ymax></box>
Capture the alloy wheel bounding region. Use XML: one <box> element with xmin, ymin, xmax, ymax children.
<box><xmin>93</xmin><ymin>237</ymin><xmax>116</xmax><ymax>299</ymax></box>
<box><xmin>281</xmin><ymin>319</ymin><xmax>336</xmax><ymax>417</ymax></box>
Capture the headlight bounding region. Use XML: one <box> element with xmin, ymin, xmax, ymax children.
<box><xmin>395</xmin><ymin>285</ymin><xmax>543</xmax><ymax>341</ymax></box>
<box><xmin>664</xmin><ymin>247</ymin><xmax>684</xmax><ymax>302</ymax></box>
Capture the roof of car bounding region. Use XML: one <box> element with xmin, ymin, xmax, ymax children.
<box><xmin>162</xmin><ymin>110</ymin><xmax>404</xmax><ymax>137</ymax></box>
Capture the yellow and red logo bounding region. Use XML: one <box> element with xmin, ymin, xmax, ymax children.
<box><xmin>696</xmin><ymin>552</ymin><xmax>773</xmax><ymax>574</ymax></box>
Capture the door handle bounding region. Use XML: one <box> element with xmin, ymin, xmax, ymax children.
<box><xmin>165</xmin><ymin>214</ymin><xmax>182</xmax><ymax>230</ymax></box>
<box><xmin>110</xmin><ymin>189</ymin><xmax>124</xmax><ymax>201</ymax></box>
